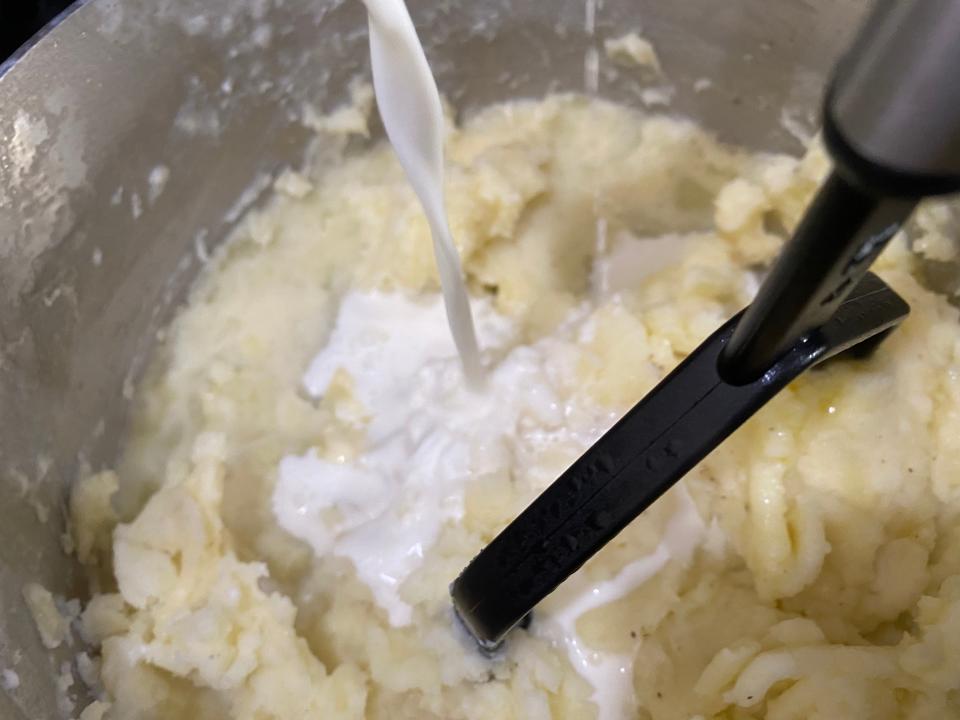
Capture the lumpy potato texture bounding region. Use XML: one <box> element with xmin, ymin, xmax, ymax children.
<box><xmin>73</xmin><ymin>95</ymin><xmax>960</xmax><ymax>719</ymax></box>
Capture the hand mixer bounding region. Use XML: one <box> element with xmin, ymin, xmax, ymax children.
<box><xmin>452</xmin><ymin>0</ymin><xmax>960</xmax><ymax>651</ymax></box>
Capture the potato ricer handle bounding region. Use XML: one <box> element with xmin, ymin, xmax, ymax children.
<box><xmin>451</xmin><ymin>273</ymin><xmax>909</xmax><ymax>651</ymax></box>
<box><xmin>718</xmin><ymin>0</ymin><xmax>960</xmax><ymax>384</ymax></box>
<box><xmin>450</xmin><ymin>0</ymin><xmax>958</xmax><ymax>652</ymax></box>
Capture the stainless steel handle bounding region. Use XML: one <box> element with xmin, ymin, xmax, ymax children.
<box><xmin>826</xmin><ymin>0</ymin><xmax>960</xmax><ymax>195</ymax></box>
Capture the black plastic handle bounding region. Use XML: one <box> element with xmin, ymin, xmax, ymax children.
<box><xmin>451</xmin><ymin>272</ymin><xmax>909</xmax><ymax>650</ymax></box>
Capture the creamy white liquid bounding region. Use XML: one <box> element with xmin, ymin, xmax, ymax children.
<box><xmin>276</xmin><ymin>0</ymin><xmax>708</xmax><ymax>709</ymax></box>
<box><xmin>537</xmin><ymin>485</ymin><xmax>705</xmax><ymax>720</ymax></box>
<box><xmin>274</xmin><ymin>292</ymin><xmax>613</xmax><ymax>625</ymax></box>
<box><xmin>274</xmin><ymin>290</ymin><xmax>707</xmax><ymax>710</ymax></box>
<box><xmin>360</xmin><ymin>0</ymin><xmax>483</xmax><ymax>384</ymax></box>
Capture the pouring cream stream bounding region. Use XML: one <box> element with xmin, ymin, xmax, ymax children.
<box><xmin>359</xmin><ymin>0</ymin><xmax>483</xmax><ymax>384</ymax></box>
<box><xmin>271</xmin><ymin>2</ymin><xmax>708</xmax><ymax>718</ymax></box>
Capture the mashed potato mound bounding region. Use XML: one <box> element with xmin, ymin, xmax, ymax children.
<box><xmin>72</xmin><ymin>95</ymin><xmax>960</xmax><ymax>719</ymax></box>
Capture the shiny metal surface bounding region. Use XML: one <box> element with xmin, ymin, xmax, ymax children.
<box><xmin>828</xmin><ymin>0</ymin><xmax>960</xmax><ymax>189</ymax></box>
<box><xmin>0</xmin><ymin>0</ymin><xmax>865</xmax><ymax>716</ymax></box>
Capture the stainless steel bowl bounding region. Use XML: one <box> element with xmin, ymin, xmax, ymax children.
<box><xmin>0</xmin><ymin>0</ymin><xmax>867</xmax><ymax>715</ymax></box>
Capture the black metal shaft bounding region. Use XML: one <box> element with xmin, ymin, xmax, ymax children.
<box><xmin>717</xmin><ymin>172</ymin><xmax>916</xmax><ymax>384</ymax></box>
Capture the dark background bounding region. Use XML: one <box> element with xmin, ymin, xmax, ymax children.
<box><xmin>1</xmin><ymin>0</ymin><xmax>77</xmax><ymax>63</ymax></box>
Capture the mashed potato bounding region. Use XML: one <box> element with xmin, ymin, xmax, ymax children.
<box><xmin>70</xmin><ymin>94</ymin><xmax>960</xmax><ymax>719</ymax></box>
